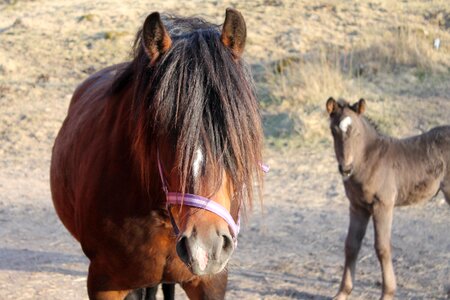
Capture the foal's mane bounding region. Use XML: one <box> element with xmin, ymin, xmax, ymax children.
<box><xmin>111</xmin><ymin>15</ymin><xmax>263</xmax><ymax>209</ymax></box>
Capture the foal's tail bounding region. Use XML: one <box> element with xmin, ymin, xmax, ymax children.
<box><xmin>443</xmin><ymin>187</ymin><xmax>450</xmax><ymax>206</ymax></box>
<box><xmin>442</xmin><ymin>175</ymin><xmax>450</xmax><ymax>205</ymax></box>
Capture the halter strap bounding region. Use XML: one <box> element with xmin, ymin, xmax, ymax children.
<box><xmin>157</xmin><ymin>150</ymin><xmax>240</xmax><ymax>245</ymax></box>
<box><xmin>166</xmin><ymin>193</ymin><xmax>240</xmax><ymax>238</ymax></box>
<box><xmin>157</xmin><ymin>150</ymin><xmax>268</xmax><ymax>247</ymax></box>
<box><xmin>260</xmin><ymin>163</ymin><xmax>270</xmax><ymax>173</ymax></box>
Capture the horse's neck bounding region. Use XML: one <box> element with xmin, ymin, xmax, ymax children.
<box><xmin>357</xmin><ymin>119</ymin><xmax>388</xmax><ymax>165</ymax></box>
<box><xmin>359</xmin><ymin>120</ymin><xmax>420</xmax><ymax>166</ymax></box>
<box><xmin>361</xmin><ymin>119</ymin><xmax>382</xmax><ymax>148</ymax></box>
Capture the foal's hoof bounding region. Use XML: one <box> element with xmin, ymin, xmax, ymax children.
<box><xmin>333</xmin><ymin>292</ymin><xmax>348</xmax><ymax>300</ymax></box>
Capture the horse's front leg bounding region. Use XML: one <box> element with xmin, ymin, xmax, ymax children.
<box><xmin>373</xmin><ymin>200</ymin><xmax>396</xmax><ymax>300</ymax></box>
<box><xmin>87</xmin><ymin>261</ymin><xmax>132</xmax><ymax>300</ymax></box>
<box><xmin>334</xmin><ymin>205</ymin><xmax>370</xmax><ymax>300</ymax></box>
<box><xmin>181</xmin><ymin>271</ymin><xmax>227</xmax><ymax>300</ymax></box>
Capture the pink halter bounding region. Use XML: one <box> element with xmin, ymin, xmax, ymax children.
<box><xmin>157</xmin><ymin>150</ymin><xmax>268</xmax><ymax>247</ymax></box>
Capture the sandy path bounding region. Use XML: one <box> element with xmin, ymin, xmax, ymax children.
<box><xmin>1</xmin><ymin>148</ymin><xmax>449</xmax><ymax>299</ymax></box>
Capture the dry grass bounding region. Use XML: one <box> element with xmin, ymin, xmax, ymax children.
<box><xmin>259</xmin><ymin>17</ymin><xmax>450</xmax><ymax>148</ymax></box>
<box><xmin>350</xmin><ymin>26</ymin><xmax>450</xmax><ymax>74</ymax></box>
<box><xmin>260</xmin><ymin>52</ymin><xmax>361</xmax><ymax>145</ymax></box>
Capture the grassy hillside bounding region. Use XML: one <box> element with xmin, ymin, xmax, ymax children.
<box><xmin>0</xmin><ymin>0</ymin><xmax>449</xmax><ymax>160</ymax></box>
<box><xmin>256</xmin><ymin>1</ymin><xmax>450</xmax><ymax>150</ymax></box>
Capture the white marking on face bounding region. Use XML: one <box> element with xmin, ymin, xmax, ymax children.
<box><xmin>193</xmin><ymin>148</ymin><xmax>203</xmax><ymax>178</ymax></box>
<box><xmin>193</xmin><ymin>244</ymin><xmax>209</xmax><ymax>271</ymax></box>
<box><xmin>339</xmin><ymin>116</ymin><xmax>352</xmax><ymax>133</ymax></box>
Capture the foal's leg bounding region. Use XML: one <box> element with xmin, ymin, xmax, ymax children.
<box><xmin>372</xmin><ymin>201</ymin><xmax>396</xmax><ymax>300</ymax></box>
<box><xmin>334</xmin><ymin>205</ymin><xmax>370</xmax><ymax>300</ymax></box>
<box><xmin>181</xmin><ymin>271</ymin><xmax>227</xmax><ymax>300</ymax></box>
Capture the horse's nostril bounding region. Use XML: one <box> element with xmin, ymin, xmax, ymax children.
<box><xmin>176</xmin><ymin>235</ymin><xmax>189</xmax><ymax>264</ymax></box>
<box><xmin>222</xmin><ymin>234</ymin><xmax>233</xmax><ymax>253</ymax></box>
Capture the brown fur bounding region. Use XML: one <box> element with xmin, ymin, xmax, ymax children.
<box><xmin>326</xmin><ymin>97</ymin><xmax>450</xmax><ymax>300</ymax></box>
<box><xmin>51</xmin><ymin>9</ymin><xmax>262</xmax><ymax>300</ymax></box>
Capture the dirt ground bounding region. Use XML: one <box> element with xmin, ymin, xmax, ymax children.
<box><xmin>0</xmin><ymin>1</ymin><xmax>449</xmax><ymax>299</ymax></box>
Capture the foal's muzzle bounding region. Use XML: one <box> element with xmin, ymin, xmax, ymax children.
<box><xmin>338</xmin><ymin>164</ymin><xmax>353</xmax><ymax>179</ymax></box>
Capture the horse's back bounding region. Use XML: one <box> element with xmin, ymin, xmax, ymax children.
<box><xmin>419</xmin><ymin>125</ymin><xmax>450</xmax><ymax>173</ymax></box>
<box><xmin>50</xmin><ymin>63</ymin><xmax>130</xmax><ymax>240</ymax></box>
<box><xmin>391</xmin><ymin>125</ymin><xmax>450</xmax><ymax>205</ymax></box>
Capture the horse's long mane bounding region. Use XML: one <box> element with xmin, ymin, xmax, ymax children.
<box><xmin>111</xmin><ymin>15</ymin><xmax>263</xmax><ymax>209</ymax></box>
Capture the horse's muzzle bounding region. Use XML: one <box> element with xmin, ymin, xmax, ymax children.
<box><xmin>176</xmin><ymin>227</ymin><xmax>234</xmax><ymax>275</ymax></box>
<box><xmin>338</xmin><ymin>164</ymin><xmax>353</xmax><ymax>179</ymax></box>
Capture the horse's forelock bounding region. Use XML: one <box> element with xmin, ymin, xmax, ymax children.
<box><xmin>117</xmin><ymin>15</ymin><xmax>263</xmax><ymax>209</ymax></box>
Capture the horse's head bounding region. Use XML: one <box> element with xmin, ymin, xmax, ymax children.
<box><xmin>157</xmin><ymin>146</ymin><xmax>237</xmax><ymax>275</ymax></box>
<box><xmin>326</xmin><ymin>97</ymin><xmax>366</xmax><ymax>180</ymax></box>
<box><xmin>133</xmin><ymin>9</ymin><xmax>263</xmax><ymax>276</ymax></box>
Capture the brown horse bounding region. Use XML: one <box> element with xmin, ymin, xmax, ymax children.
<box><xmin>326</xmin><ymin>97</ymin><xmax>450</xmax><ymax>300</ymax></box>
<box><xmin>50</xmin><ymin>9</ymin><xmax>264</xmax><ymax>300</ymax></box>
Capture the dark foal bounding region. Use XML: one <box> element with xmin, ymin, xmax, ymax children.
<box><xmin>326</xmin><ymin>97</ymin><xmax>450</xmax><ymax>300</ymax></box>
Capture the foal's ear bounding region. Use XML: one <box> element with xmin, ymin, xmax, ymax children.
<box><xmin>221</xmin><ymin>8</ymin><xmax>247</xmax><ymax>58</ymax></box>
<box><xmin>353</xmin><ymin>98</ymin><xmax>366</xmax><ymax>115</ymax></box>
<box><xmin>142</xmin><ymin>12</ymin><xmax>172</xmax><ymax>65</ymax></box>
<box><xmin>326</xmin><ymin>97</ymin><xmax>337</xmax><ymax>115</ymax></box>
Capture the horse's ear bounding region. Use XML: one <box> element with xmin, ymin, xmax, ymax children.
<box><xmin>326</xmin><ymin>97</ymin><xmax>337</xmax><ymax>115</ymax></box>
<box><xmin>354</xmin><ymin>98</ymin><xmax>366</xmax><ymax>115</ymax></box>
<box><xmin>221</xmin><ymin>8</ymin><xmax>247</xmax><ymax>58</ymax></box>
<box><xmin>142</xmin><ymin>12</ymin><xmax>172</xmax><ymax>65</ymax></box>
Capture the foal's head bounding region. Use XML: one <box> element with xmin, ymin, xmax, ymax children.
<box><xmin>326</xmin><ymin>97</ymin><xmax>367</xmax><ymax>180</ymax></box>
<box><xmin>127</xmin><ymin>9</ymin><xmax>263</xmax><ymax>275</ymax></box>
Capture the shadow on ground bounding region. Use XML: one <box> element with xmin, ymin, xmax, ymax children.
<box><xmin>0</xmin><ymin>247</ymin><xmax>87</xmax><ymax>276</ymax></box>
